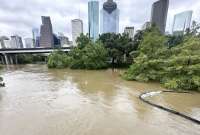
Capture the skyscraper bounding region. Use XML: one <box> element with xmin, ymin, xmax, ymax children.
<box><xmin>172</xmin><ymin>11</ymin><xmax>193</xmax><ymax>35</ymax></box>
<box><xmin>0</xmin><ymin>36</ymin><xmax>9</xmax><ymax>48</ymax></box>
<box><xmin>40</xmin><ymin>16</ymin><xmax>54</xmax><ymax>48</ymax></box>
<box><xmin>124</xmin><ymin>27</ymin><xmax>134</xmax><ymax>39</ymax></box>
<box><xmin>32</xmin><ymin>28</ymin><xmax>40</xmax><ymax>47</ymax></box>
<box><xmin>71</xmin><ymin>19</ymin><xmax>83</xmax><ymax>46</ymax></box>
<box><xmin>101</xmin><ymin>0</ymin><xmax>119</xmax><ymax>34</ymax></box>
<box><xmin>58</xmin><ymin>33</ymin><xmax>72</xmax><ymax>47</ymax></box>
<box><xmin>24</xmin><ymin>38</ymin><xmax>34</xmax><ymax>48</ymax></box>
<box><xmin>88</xmin><ymin>0</ymin><xmax>99</xmax><ymax>41</ymax></box>
<box><xmin>53</xmin><ymin>34</ymin><xmax>61</xmax><ymax>48</ymax></box>
<box><xmin>10</xmin><ymin>35</ymin><xmax>23</xmax><ymax>48</ymax></box>
<box><xmin>151</xmin><ymin>0</ymin><xmax>169</xmax><ymax>34</ymax></box>
<box><xmin>142</xmin><ymin>21</ymin><xmax>151</xmax><ymax>30</ymax></box>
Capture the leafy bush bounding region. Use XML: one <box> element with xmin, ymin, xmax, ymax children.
<box><xmin>48</xmin><ymin>42</ymin><xmax>108</xmax><ymax>70</ymax></box>
<box><xmin>47</xmin><ymin>50</ymin><xmax>71</xmax><ymax>68</ymax></box>
<box><xmin>16</xmin><ymin>54</ymin><xmax>45</xmax><ymax>64</ymax></box>
<box><xmin>69</xmin><ymin>42</ymin><xmax>108</xmax><ymax>69</ymax></box>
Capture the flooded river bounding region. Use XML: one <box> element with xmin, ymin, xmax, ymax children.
<box><xmin>0</xmin><ymin>64</ymin><xmax>199</xmax><ymax>135</ymax></box>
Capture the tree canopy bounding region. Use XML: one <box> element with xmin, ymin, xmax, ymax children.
<box><xmin>123</xmin><ymin>26</ymin><xmax>200</xmax><ymax>91</ymax></box>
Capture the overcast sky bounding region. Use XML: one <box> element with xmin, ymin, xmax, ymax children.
<box><xmin>0</xmin><ymin>0</ymin><xmax>200</xmax><ymax>40</ymax></box>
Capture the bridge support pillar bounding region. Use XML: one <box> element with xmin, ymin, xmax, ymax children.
<box><xmin>0</xmin><ymin>55</ymin><xmax>5</xmax><ymax>65</ymax></box>
<box><xmin>9</xmin><ymin>55</ymin><xmax>14</xmax><ymax>65</ymax></box>
<box><xmin>14</xmin><ymin>55</ymin><xmax>18</xmax><ymax>64</ymax></box>
<box><xmin>4</xmin><ymin>54</ymin><xmax>9</xmax><ymax>65</ymax></box>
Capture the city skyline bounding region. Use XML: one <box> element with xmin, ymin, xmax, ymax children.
<box><xmin>0</xmin><ymin>0</ymin><xmax>200</xmax><ymax>40</ymax></box>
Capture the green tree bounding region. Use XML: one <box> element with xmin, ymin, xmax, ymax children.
<box><xmin>76</xmin><ymin>33</ymin><xmax>91</xmax><ymax>49</ymax></box>
<box><xmin>167</xmin><ymin>35</ymin><xmax>184</xmax><ymax>48</ymax></box>
<box><xmin>123</xmin><ymin>26</ymin><xmax>167</xmax><ymax>81</ymax></box>
<box><xmin>123</xmin><ymin>26</ymin><xmax>200</xmax><ymax>91</ymax></box>
<box><xmin>47</xmin><ymin>50</ymin><xmax>71</xmax><ymax>68</ymax></box>
<box><xmin>99</xmin><ymin>33</ymin><xmax>135</xmax><ymax>67</ymax></box>
<box><xmin>70</xmin><ymin>41</ymin><xmax>108</xmax><ymax>69</ymax></box>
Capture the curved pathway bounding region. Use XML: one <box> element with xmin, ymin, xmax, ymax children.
<box><xmin>139</xmin><ymin>90</ymin><xmax>200</xmax><ymax>125</ymax></box>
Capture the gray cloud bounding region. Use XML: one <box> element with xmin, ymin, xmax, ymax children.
<box><xmin>0</xmin><ymin>0</ymin><xmax>199</xmax><ymax>40</ymax></box>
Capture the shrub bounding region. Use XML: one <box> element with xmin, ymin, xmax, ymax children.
<box><xmin>47</xmin><ymin>50</ymin><xmax>71</xmax><ymax>68</ymax></box>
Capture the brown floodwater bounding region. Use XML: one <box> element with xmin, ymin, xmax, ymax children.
<box><xmin>0</xmin><ymin>64</ymin><xmax>199</xmax><ymax>135</ymax></box>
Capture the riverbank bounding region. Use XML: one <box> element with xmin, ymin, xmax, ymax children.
<box><xmin>139</xmin><ymin>91</ymin><xmax>200</xmax><ymax>125</ymax></box>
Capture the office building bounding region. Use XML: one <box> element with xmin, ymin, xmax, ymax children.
<box><xmin>53</xmin><ymin>34</ymin><xmax>61</xmax><ymax>48</ymax></box>
<box><xmin>124</xmin><ymin>27</ymin><xmax>134</xmax><ymax>39</ymax></box>
<box><xmin>71</xmin><ymin>19</ymin><xmax>83</xmax><ymax>46</ymax></box>
<box><xmin>10</xmin><ymin>35</ymin><xmax>23</xmax><ymax>48</ymax></box>
<box><xmin>88</xmin><ymin>0</ymin><xmax>99</xmax><ymax>41</ymax></box>
<box><xmin>0</xmin><ymin>36</ymin><xmax>9</xmax><ymax>48</ymax></box>
<box><xmin>142</xmin><ymin>21</ymin><xmax>151</xmax><ymax>30</ymax></box>
<box><xmin>4</xmin><ymin>40</ymin><xmax>12</xmax><ymax>48</ymax></box>
<box><xmin>58</xmin><ymin>33</ymin><xmax>72</xmax><ymax>47</ymax></box>
<box><xmin>24</xmin><ymin>38</ymin><xmax>34</xmax><ymax>48</ymax></box>
<box><xmin>172</xmin><ymin>11</ymin><xmax>193</xmax><ymax>35</ymax></box>
<box><xmin>40</xmin><ymin>16</ymin><xmax>54</xmax><ymax>48</ymax></box>
<box><xmin>32</xmin><ymin>28</ymin><xmax>40</xmax><ymax>47</ymax></box>
<box><xmin>101</xmin><ymin>0</ymin><xmax>119</xmax><ymax>34</ymax></box>
<box><xmin>151</xmin><ymin>0</ymin><xmax>169</xmax><ymax>34</ymax></box>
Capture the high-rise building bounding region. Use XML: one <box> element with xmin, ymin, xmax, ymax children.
<box><xmin>101</xmin><ymin>0</ymin><xmax>119</xmax><ymax>34</ymax></box>
<box><xmin>40</xmin><ymin>16</ymin><xmax>54</xmax><ymax>48</ymax></box>
<box><xmin>4</xmin><ymin>40</ymin><xmax>12</xmax><ymax>48</ymax></box>
<box><xmin>142</xmin><ymin>21</ymin><xmax>151</xmax><ymax>30</ymax></box>
<box><xmin>172</xmin><ymin>11</ymin><xmax>193</xmax><ymax>35</ymax></box>
<box><xmin>58</xmin><ymin>33</ymin><xmax>72</xmax><ymax>47</ymax></box>
<box><xmin>88</xmin><ymin>0</ymin><xmax>99</xmax><ymax>41</ymax></box>
<box><xmin>24</xmin><ymin>38</ymin><xmax>34</xmax><ymax>48</ymax></box>
<box><xmin>53</xmin><ymin>34</ymin><xmax>61</xmax><ymax>48</ymax></box>
<box><xmin>151</xmin><ymin>0</ymin><xmax>169</xmax><ymax>34</ymax></box>
<box><xmin>71</xmin><ymin>19</ymin><xmax>83</xmax><ymax>46</ymax></box>
<box><xmin>10</xmin><ymin>35</ymin><xmax>23</xmax><ymax>48</ymax></box>
<box><xmin>0</xmin><ymin>36</ymin><xmax>9</xmax><ymax>48</ymax></box>
<box><xmin>124</xmin><ymin>27</ymin><xmax>134</xmax><ymax>39</ymax></box>
<box><xmin>32</xmin><ymin>28</ymin><xmax>40</xmax><ymax>47</ymax></box>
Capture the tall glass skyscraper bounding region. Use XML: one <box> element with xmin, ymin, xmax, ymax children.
<box><xmin>151</xmin><ymin>0</ymin><xmax>169</xmax><ymax>34</ymax></box>
<box><xmin>172</xmin><ymin>11</ymin><xmax>193</xmax><ymax>35</ymax></box>
<box><xmin>40</xmin><ymin>16</ymin><xmax>54</xmax><ymax>48</ymax></box>
<box><xmin>88</xmin><ymin>0</ymin><xmax>99</xmax><ymax>41</ymax></box>
<box><xmin>101</xmin><ymin>0</ymin><xmax>119</xmax><ymax>34</ymax></box>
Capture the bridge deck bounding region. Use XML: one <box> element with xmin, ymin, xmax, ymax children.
<box><xmin>0</xmin><ymin>47</ymin><xmax>71</xmax><ymax>54</ymax></box>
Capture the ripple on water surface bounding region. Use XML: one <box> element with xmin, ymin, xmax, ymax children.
<box><xmin>0</xmin><ymin>64</ymin><xmax>199</xmax><ymax>135</ymax></box>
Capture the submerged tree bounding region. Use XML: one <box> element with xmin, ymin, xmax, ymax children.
<box><xmin>70</xmin><ymin>41</ymin><xmax>108</xmax><ymax>70</ymax></box>
<box><xmin>99</xmin><ymin>33</ymin><xmax>135</xmax><ymax>67</ymax></box>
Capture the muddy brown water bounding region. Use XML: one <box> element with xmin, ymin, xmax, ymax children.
<box><xmin>0</xmin><ymin>64</ymin><xmax>199</xmax><ymax>135</ymax></box>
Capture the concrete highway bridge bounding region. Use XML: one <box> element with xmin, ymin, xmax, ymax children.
<box><xmin>0</xmin><ymin>47</ymin><xmax>71</xmax><ymax>65</ymax></box>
